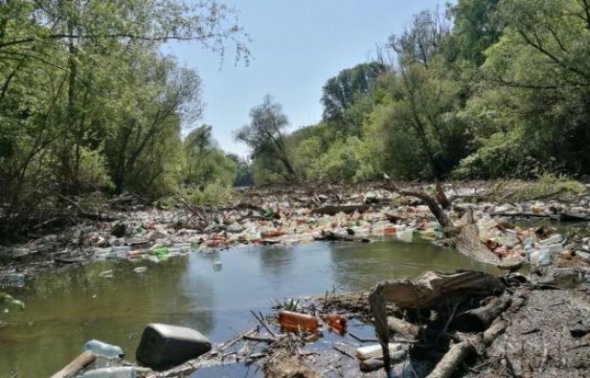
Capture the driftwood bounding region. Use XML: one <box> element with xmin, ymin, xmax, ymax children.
<box><xmin>312</xmin><ymin>204</ymin><xmax>369</xmax><ymax>216</ymax></box>
<box><xmin>426</xmin><ymin>337</ymin><xmax>476</xmax><ymax>378</ymax></box>
<box><xmin>383</xmin><ymin>175</ymin><xmax>450</xmax><ymax>229</ymax></box>
<box><xmin>455</xmin><ymin>211</ymin><xmax>523</xmax><ymax>270</ymax></box>
<box><xmin>264</xmin><ymin>354</ymin><xmax>321</xmax><ymax>378</ymax></box>
<box><xmin>482</xmin><ymin>319</ymin><xmax>507</xmax><ymax>346</ymax></box>
<box><xmin>50</xmin><ymin>351</ymin><xmax>95</xmax><ymax>378</ymax></box>
<box><xmin>369</xmin><ymin>271</ymin><xmax>505</xmax><ymax>375</ymax></box>
<box><xmin>372</xmin><ymin>270</ymin><xmax>504</xmax><ymax>310</ymax></box>
<box><xmin>454</xmin><ymin>292</ymin><xmax>512</xmax><ymax>332</ymax></box>
<box><xmin>314</xmin><ymin>230</ymin><xmax>370</xmax><ymax>243</ymax></box>
<box><xmin>387</xmin><ymin>316</ymin><xmax>421</xmax><ymax>339</ymax></box>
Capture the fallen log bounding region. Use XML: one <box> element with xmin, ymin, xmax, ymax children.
<box><xmin>312</xmin><ymin>204</ymin><xmax>369</xmax><ymax>216</ymax></box>
<box><xmin>50</xmin><ymin>351</ymin><xmax>95</xmax><ymax>378</ymax></box>
<box><xmin>482</xmin><ymin>319</ymin><xmax>507</xmax><ymax>346</ymax></box>
<box><xmin>372</xmin><ymin>270</ymin><xmax>504</xmax><ymax>310</ymax></box>
<box><xmin>314</xmin><ymin>230</ymin><xmax>370</xmax><ymax>243</ymax></box>
<box><xmin>426</xmin><ymin>337</ymin><xmax>476</xmax><ymax>378</ymax></box>
<box><xmin>455</xmin><ymin>211</ymin><xmax>523</xmax><ymax>270</ymax></box>
<box><xmin>387</xmin><ymin>316</ymin><xmax>421</xmax><ymax>339</ymax></box>
<box><xmin>453</xmin><ymin>293</ymin><xmax>512</xmax><ymax>332</ymax></box>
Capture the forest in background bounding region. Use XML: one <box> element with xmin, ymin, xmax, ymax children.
<box><xmin>2</xmin><ymin>0</ymin><xmax>590</xmax><ymax>229</ymax></box>
<box><xmin>246</xmin><ymin>0</ymin><xmax>590</xmax><ymax>184</ymax></box>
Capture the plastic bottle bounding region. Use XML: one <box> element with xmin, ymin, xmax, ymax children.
<box><xmin>396</xmin><ymin>228</ymin><xmax>415</xmax><ymax>243</ymax></box>
<box><xmin>80</xmin><ymin>367</ymin><xmax>136</xmax><ymax>378</ymax></box>
<box><xmin>356</xmin><ymin>343</ymin><xmax>404</xmax><ymax>360</ymax></box>
<box><xmin>83</xmin><ymin>339</ymin><xmax>124</xmax><ymax>358</ymax></box>
<box><xmin>0</xmin><ymin>273</ymin><xmax>25</xmax><ymax>288</ymax></box>
<box><xmin>530</xmin><ymin>248</ymin><xmax>552</xmax><ymax>266</ymax></box>
<box><xmin>323</xmin><ymin>313</ymin><xmax>347</xmax><ymax>333</ymax></box>
<box><xmin>539</xmin><ymin>234</ymin><xmax>563</xmax><ymax>245</ymax></box>
<box><xmin>524</xmin><ymin>239</ymin><xmax>533</xmax><ymax>262</ymax></box>
<box><xmin>277</xmin><ymin>311</ymin><xmax>319</xmax><ymax>333</ymax></box>
<box><xmin>150</xmin><ymin>247</ymin><xmax>169</xmax><ymax>261</ymax></box>
<box><xmin>110</xmin><ymin>246</ymin><xmax>131</xmax><ymax>259</ymax></box>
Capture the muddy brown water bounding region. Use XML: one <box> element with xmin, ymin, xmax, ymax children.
<box><xmin>1</xmin><ymin>240</ymin><xmax>497</xmax><ymax>377</ymax></box>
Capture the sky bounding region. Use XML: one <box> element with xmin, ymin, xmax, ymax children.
<box><xmin>163</xmin><ymin>0</ymin><xmax>445</xmax><ymax>157</ymax></box>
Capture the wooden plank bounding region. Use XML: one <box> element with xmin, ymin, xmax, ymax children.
<box><xmin>50</xmin><ymin>351</ymin><xmax>95</xmax><ymax>378</ymax></box>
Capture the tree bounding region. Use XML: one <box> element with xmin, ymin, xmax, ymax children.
<box><xmin>0</xmin><ymin>0</ymin><xmax>249</xmax><ymax>236</ymax></box>
<box><xmin>321</xmin><ymin>62</ymin><xmax>386</xmax><ymax>129</ymax></box>
<box><xmin>184</xmin><ymin>125</ymin><xmax>237</xmax><ymax>187</ymax></box>
<box><xmin>455</xmin><ymin>0</ymin><xmax>590</xmax><ymax>177</ymax></box>
<box><xmin>449</xmin><ymin>0</ymin><xmax>503</xmax><ymax>66</ymax></box>
<box><xmin>235</xmin><ymin>95</ymin><xmax>297</xmax><ymax>182</ymax></box>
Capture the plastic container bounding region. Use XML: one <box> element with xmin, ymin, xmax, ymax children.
<box><xmin>136</xmin><ymin>323</ymin><xmax>211</xmax><ymax>370</ymax></box>
<box><xmin>83</xmin><ymin>339</ymin><xmax>124</xmax><ymax>358</ymax></box>
<box><xmin>323</xmin><ymin>313</ymin><xmax>347</xmax><ymax>333</ymax></box>
<box><xmin>396</xmin><ymin>228</ymin><xmax>415</xmax><ymax>243</ymax></box>
<box><xmin>530</xmin><ymin>248</ymin><xmax>552</xmax><ymax>266</ymax></box>
<box><xmin>174</xmin><ymin>243</ymin><xmax>191</xmax><ymax>253</ymax></box>
<box><xmin>356</xmin><ymin>343</ymin><xmax>404</xmax><ymax>360</ymax></box>
<box><xmin>150</xmin><ymin>247</ymin><xmax>169</xmax><ymax>261</ymax></box>
<box><xmin>110</xmin><ymin>246</ymin><xmax>131</xmax><ymax>259</ymax></box>
<box><xmin>277</xmin><ymin>311</ymin><xmax>319</xmax><ymax>333</ymax></box>
<box><xmin>80</xmin><ymin>367</ymin><xmax>136</xmax><ymax>378</ymax></box>
<box><xmin>539</xmin><ymin>234</ymin><xmax>563</xmax><ymax>246</ymax></box>
<box><xmin>0</xmin><ymin>273</ymin><xmax>25</xmax><ymax>288</ymax></box>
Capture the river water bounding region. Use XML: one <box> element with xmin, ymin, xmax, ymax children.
<box><xmin>1</xmin><ymin>240</ymin><xmax>497</xmax><ymax>376</ymax></box>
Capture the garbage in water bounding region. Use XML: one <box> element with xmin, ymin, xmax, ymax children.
<box><xmin>83</xmin><ymin>339</ymin><xmax>124</xmax><ymax>359</ymax></box>
<box><xmin>136</xmin><ymin>323</ymin><xmax>211</xmax><ymax>370</ymax></box>
<box><xmin>0</xmin><ymin>273</ymin><xmax>25</xmax><ymax>288</ymax></box>
<box><xmin>133</xmin><ymin>266</ymin><xmax>147</xmax><ymax>273</ymax></box>
<box><xmin>277</xmin><ymin>310</ymin><xmax>319</xmax><ymax>333</ymax></box>
<box><xmin>213</xmin><ymin>260</ymin><xmax>223</xmax><ymax>271</ymax></box>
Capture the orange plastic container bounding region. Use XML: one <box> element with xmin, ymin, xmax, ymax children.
<box><xmin>384</xmin><ymin>226</ymin><xmax>396</xmax><ymax>235</ymax></box>
<box><xmin>323</xmin><ymin>313</ymin><xmax>347</xmax><ymax>333</ymax></box>
<box><xmin>277</xmin><ymin>311</ymin><xmax>319</xmax><ymax>333</ymax></box>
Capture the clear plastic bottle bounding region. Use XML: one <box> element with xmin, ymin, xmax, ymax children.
<box><xmin>80</xmin><ymin>366</ymin><xmax>136</xmax><ymax>378</ymax></box>
<box><xmin>83</xmin><ymin>339</ymin><xmax>124</xmax><ymax>358</ymax></box>
<box><xmin>0</xmin><ymin>273</ymin><xmax>25</xmax><ymax>288</ymax></box>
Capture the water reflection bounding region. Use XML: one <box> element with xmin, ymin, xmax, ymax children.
<box><xmin>328</xmin><ymin>241</ymin><xmax>497</xmax><ymax>291</ymax></box>
<box><xmin>259</xmin><ymin>246</ymin><xmax>295</xmax><ymax>279</ymax></box>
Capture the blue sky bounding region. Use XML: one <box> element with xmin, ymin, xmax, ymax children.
<box><xmin>164</xmin><ymin>0</ymin><xmax>445</xmax><ymax>157</ymax></box>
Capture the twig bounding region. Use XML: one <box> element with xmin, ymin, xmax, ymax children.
<box><xmin>332</xmin><ymin>345</ymin><xmax>355</xmax><ymax>359</ymax></box>
<box><xmin>243</xmin><ymin>335</ymin><xmax>276</xmax><ymax>343</ymax></box>
<box><xmin>349</xmin><ymin>332</ymin><xmax>378</xmax><ymax>343</ymax></box>
<box><xmin>249</xmin><ymin>310</ymin><xmax>276</xmax><ymax>338</ymax></box>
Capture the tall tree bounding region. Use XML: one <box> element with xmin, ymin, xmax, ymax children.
<box><xmin>321</xmin><ymin>62</ymin><xmax>386</xmax><ymax>129</ymax></box>
<box><xmin>235</xmin><ymin>95</ymin><xmax>297</xmax><ymax>181</ymax></box>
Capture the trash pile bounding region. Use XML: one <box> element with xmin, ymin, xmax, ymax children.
<box><xmin>3</xmin><ymin>183</ymin><xmax>590</xmax><ymax>285</ymax></box>
<box><xmin>475</xmin><ymin>215</ymin><xmax>568</xmax><ymax>266</ymax></box>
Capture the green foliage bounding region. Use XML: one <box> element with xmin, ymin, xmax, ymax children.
<box><xmin>307</xmin><ymin>136</ymin><xmax>376</xmax><ymax>183</ymax></box>
<box><xmin>273</xmin><ymin>0</ymin><xmax>590</xmax><ymax>184</ymax></box>
<box><xmin>0</xmin><ymin>292</ymin><xmax>25</xmax><ymax>312</ymax></box>
<box><xmin>321</xmin><ymin>62</ymin><xmax>386</xmax><ymax>129</ymax></box>
<box><xmin>235</xmin><ymin>95</ymin><xmax>297</xmax><ymax>182</ymax></box>
<box><xmin>487</xmin><ymin>173</ymin><xmax>584</xmax><ymax>202</ymax></box>
<box><xmin>184</xmin><ymin>125</ymin><xmax>237</xmax><ymax>187</ymax></box>
<box><xmin>0</xmin><ymin>0</ymin><xmax>248</xmax><ymax>231</ymax></box>
<box><xmin>180</xmin><ymin>183</ymin><xmax>235</xmax><ymax>206</ymax></box>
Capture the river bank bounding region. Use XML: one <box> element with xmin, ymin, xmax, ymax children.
<box><xmin>2</xmin><ymin>180</ymin><xmax>590</xmax><ymax>277</ymax></box>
